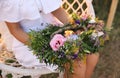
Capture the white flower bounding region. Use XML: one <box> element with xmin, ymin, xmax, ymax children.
<box><xmin>89</xmin><ymin>19</ymin><xmax>96</xmax><ymax>23</ymax></box>
<box><xmin>91</xmin><ymin>31</ymin><xmax>104</xmax><ymax>39</ymax></box>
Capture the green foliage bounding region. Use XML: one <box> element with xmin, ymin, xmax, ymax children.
<box><xmin>28</xmin><ymin>14</ymin><xmax>107</xmax><ymax>73</ymax></box>
<box><xmin>5</xmin><ymin>59</ymin><xmax>16</xmax><ymax>63</ymax></box>
<box><xmin>6</xmin><ymin>74</ymin><xmax>12</xmax><ymax>78</ymax></box>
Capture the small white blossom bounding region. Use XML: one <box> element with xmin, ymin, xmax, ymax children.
<box><xmin>89</xmin><ymin>19</ymin><xmax>96</xmax><ymax>23</ymax></box>
<box><xmin>91</xmin><ymin>31</ymin><xmax>104</xmax><ymax>39</ymax></box>
<box><xmin>68</xmin><ymin>34</ymin><xmax>79</xmax><ymax>40</ymax></box>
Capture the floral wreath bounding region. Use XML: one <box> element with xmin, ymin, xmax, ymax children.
<box><xmin>28</xmin><ymin>14</ymin><xmax>108</xmax><ymax>73</ymax></box>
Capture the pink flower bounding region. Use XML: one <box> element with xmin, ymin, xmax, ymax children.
<box><xmin>81</xmin><ymin>14</ymin><xmax>88</xmax><ymax>21</ymax></box>
<box><xmin>50</xmin><ymin>34</ymin><xmax>66</xmax><ymax>51</ymax></box>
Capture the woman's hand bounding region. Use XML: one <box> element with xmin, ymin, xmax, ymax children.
<box><xmin>5</xmin><ymin>22</ymin><xmax>29</xmax><ymax>44</ymax></box>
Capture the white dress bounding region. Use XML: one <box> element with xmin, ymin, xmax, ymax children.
<box><xmin>0</xmin><ymin>0</ymin><xmax>63</xmax><ymax>71</ymax></box>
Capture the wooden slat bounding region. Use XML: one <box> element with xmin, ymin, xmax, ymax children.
<box><xmin>106</xmin><ymin>0</ymin><xmax>119</xmax><ymax>30</ymax></box>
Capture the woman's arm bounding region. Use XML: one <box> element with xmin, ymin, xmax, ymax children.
<box><xmin>5</xmin><ymin>22</ymin><xmax>29</xmax><ymax>44</ymax></box>
<box><xmin>52</xmin><ymin>7</ymin><xmax>69</xmax><ymax>24</ymax></box>
<box><xmin>5</xmin><ymin>8</ymin><xmax>69</xmax><ymax>44</ymax></box>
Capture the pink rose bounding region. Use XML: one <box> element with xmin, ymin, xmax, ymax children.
<box><xmin>50</xmin><ymin>34</ymin><xmax>66</xmax><ymax>51</ymax></box>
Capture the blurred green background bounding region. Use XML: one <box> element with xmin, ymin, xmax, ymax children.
<box><xmin>92</xmin><ymin>0</ymin><xmax>120</xmax><ymax>78</ymax></box>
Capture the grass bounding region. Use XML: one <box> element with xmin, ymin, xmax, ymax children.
<box><xmin>92</xmin><ymin>0</ymin><xmax>120</xmax><ymax>78</ymax></box>
<box><xmin>92</xmin><ymin>27</ymin><xmax>120</xmax><ymax>78</ymax></box>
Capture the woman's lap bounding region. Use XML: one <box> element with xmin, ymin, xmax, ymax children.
<box><xmin>12</xmin><ymin>37</ymin><xmax>58</xmax><ymax>71</ymax></box>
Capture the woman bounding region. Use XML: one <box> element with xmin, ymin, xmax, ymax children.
<box><xmin>0</xmin><ymin>0</ymin><xmax>99</xmax><ymax>78</ymax></box>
